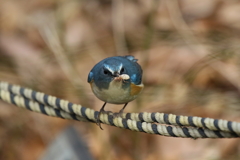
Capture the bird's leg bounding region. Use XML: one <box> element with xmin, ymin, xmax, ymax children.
<box><xmin>114</xmin><ymin>103</ymin><xmax>128</xmax><ymax>117</ymax></box>
<box><xmin>119</xmin><ymin>103</ymin><xmax>128</xmax><ymax>114</ymax></box>
<box><xmin>97</xmin><ymin>102</ymin><xmax>107</xmax><ymax>130</ymax></box>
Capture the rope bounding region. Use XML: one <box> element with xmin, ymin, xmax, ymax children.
<box><xmin>0</xmin><ymin>81</ymin><xmax>239</xmax><ymax>138</ymax></box>
<box><xmin>121</xmin><ymin>112</ymin><xmax>240</xmax><ymax>134</ymax></box>
<box><xmin>0</xmin><ymin>89</ymin><xmax>88</xmax><ymax>122</ymax></box>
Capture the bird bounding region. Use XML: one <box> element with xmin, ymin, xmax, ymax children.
<box><xmin>87</xmin><ymin>55</ymin><xmax>144</xmax><ymax>129</ymax></box>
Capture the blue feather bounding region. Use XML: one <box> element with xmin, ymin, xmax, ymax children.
<box><xmin>87</xmin><ymin>71</ymin><xmax>94</xmax><ymax>83</ymax></box>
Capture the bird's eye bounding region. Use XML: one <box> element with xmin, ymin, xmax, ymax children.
<box><xmin>103</xmin><ymin>70</ymin><xmax>108</xmax><ymax>74</ymax></box>
<box><xmin>103</xmin><ymin>69</ymin><xmax>112</xmax><ymax>75</ymax></box>
<box><xmin>120</xmin><ymin>68</ymin><xmax>124</xmax><ymax>74</ymax></box>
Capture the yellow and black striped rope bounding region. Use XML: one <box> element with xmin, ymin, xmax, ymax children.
<box><xmin>0</xmin><ymin>89</ymin><xmax>238</xmax><ymax>138</ymax></box>
<box><xmin>122</xmin><ymin>112</ymin><xmax>240</xmax><ymax>134</ymax></box>
<box><xmin>1</xmin><ymin>81</ymin><xmax>239</xmax><ymax>135</ymax></box>
<box><xmin>0</xmin><ymin>81</ymin><xmax>240</xmax><ymax>138</ymax></box>
<box><xmin>0</xmin><ymin>89</ymin><xmax>89</xmax><ymax>122</ymax></box>
<box><xmin>0</xmin><ymin>82</ymin><xmax>96</xmax><ymax>122</ymax></box>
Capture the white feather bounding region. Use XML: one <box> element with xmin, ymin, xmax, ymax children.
<box><xmin>92</xmin><ymin>80</ymin><xmax>138</xmax><ymax>104</ymax></box>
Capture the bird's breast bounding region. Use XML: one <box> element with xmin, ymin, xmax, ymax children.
<box><xmin>91</xmin><ymin>80</ymin><xmax>143</xmax><ymax>104</ymax></box>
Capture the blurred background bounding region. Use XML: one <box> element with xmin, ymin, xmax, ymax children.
<box><xmin>1</xmin><ymin>0</ymin><xmax>240</xmax><ymax>159</ymax></box>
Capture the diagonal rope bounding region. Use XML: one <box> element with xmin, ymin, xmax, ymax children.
<box><xmin>121</xmin><ymin>112</ymin><xmax>240</xmax><ymax>134</ymax></box>
<box><xmin>1</xmin><ymin>81</ymin><xmax>239</xmax><ymax>134</ymax></box>
<box><xmin>0</xmin><ymin>81</ymin><xmax>240</xmax><ymax>138</ymax></box>
<box><xmin>0</xmin><ymin>89</ymin><xmax>238</xmax><ymax>139</ymax></box>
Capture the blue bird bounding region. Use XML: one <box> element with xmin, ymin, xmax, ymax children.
<box><xmin>88</xmin><ymin>56</ymin><xmax>144</xmax><ymax>129</ymax></box>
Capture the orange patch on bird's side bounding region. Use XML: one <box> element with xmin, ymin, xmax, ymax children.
<box><xmin>130</xmin><ymin>83</ymin><xmax>143</xmax><ymax>96</ymax></box>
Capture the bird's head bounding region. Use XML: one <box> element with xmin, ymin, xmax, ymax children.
<box><xmin>88</xmin><ymin>56</ymin><xmax>142</xmax><ymax>89</ymax></box>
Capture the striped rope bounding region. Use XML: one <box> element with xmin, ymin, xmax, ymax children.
<box><xmin>0</xmin><ymin>81</ymin><xmax>239</xmax><ymax>138</ymax></box>
<box><xmin>0</xmin><ymin>89</ymin><xmax>88</xmax><ymax>122</ymax></box>
<box><xmin>122</xmin><ymin>112</ymin><xmax>240</xmax><ymax>134</ymax></box>
<box><xmin>1</xmin><ymin>82</ymin><xmax>239</xmax><ymax>134</ymax></box>
<box><xmin>0</xmin><ymin>82</ymin><xmax>87</xmax><ymax>119</ymax></box>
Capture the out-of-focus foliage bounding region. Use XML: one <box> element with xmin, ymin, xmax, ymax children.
<box><xmin>1</xmin><ymin>0</ymin><xmax>240</xmax><ymax>159</ymax></box>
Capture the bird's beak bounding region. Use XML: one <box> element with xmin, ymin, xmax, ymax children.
<box><xmin>113</xmin><ymin>72</ymin><xmax>119</xmax><ymax>77</ymax></box>
<box><xmin>113</xmin><ymin>72</ymin><xmax>122</xmax><ymax>82</ymax></box>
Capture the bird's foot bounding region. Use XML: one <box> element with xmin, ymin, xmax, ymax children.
<box><xmin>96</xmin><ymin>110</ymin><xmax>113</xmax><ymax>130</ymax></box>
<box><xmin>113</xmin><ymin>110</ymin><xmax>124</xmax><ymax>118</ymax></box>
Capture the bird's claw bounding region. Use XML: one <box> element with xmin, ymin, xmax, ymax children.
<box><xmin>96</xmin><ymin>110</ymin><xmax>113</xmax><ymax>130</ymax></box>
